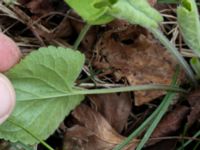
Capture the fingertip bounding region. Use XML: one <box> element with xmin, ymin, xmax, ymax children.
<box><xmin>0</xmin><ymin>33</ymin><xmax>21</xmax><ymax>72</ymax></box>
<box><xmin>0</xmin><ymin>73</ymin><xmax>16</xmax><ymax>124</ymax></box>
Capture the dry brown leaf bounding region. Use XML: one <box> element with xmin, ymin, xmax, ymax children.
<box><xmin>64</xmin><ymin>104</ymin><xmax>137</xmax><ymax>150</ymax></box>
<box><xmin>187</xmin><ymin>89</ymin><xmax>200</xmax><ymax>127</ymax></box>
<box><xmin>148</xmin><ymin>106</ymin><xmax>189</xmax><ymax>146</ymax></box>
<box><xmin>93</xmin><ymin>25</ymin><xmax>181</xmax><ymax>106</ymax></box>
<box><xmin>89</xmin><ymin>93</ymin><xmax>132</xmax><ymax>133</ymax></box>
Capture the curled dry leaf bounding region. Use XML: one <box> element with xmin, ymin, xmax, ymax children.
<box><xmin>64</xmin><ymin>104</ymin><xmax>137</xmax><ymax>150</ymax></box>
<box><xmin>89</xmin><ymin>93</ymin><xmax>132</xmax><ymax>133</ymax></box>
<box><xmin>93</xmin><ymin>24</ymin><xmax>181</xmax><ymax>105</ymax></box>
<box><xmin>187</xmin><ymin>89</ymin><xmax>200</xmax><ymax>127</ymax></box>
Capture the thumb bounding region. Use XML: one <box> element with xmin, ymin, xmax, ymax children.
<box><xmin>0</xmin><ymin>73</ymin><xmax>16</xmax><ymax>124</ymax></box>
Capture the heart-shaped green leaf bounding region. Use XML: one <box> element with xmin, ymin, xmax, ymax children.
<box><xmin>0</xmin><ymin>46</ymin><xmax>85</xmax><ymax>144</ymax></box>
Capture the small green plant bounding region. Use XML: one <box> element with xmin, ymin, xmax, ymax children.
<box><xmin>0</xmin><ymin>46</ymin><xmax>183</xmax><ymax>146</ymax></box>
<box><xmin>1</xmin><ymin>0</ymin><xmax>200</xmax><ymax>149</ymax></box>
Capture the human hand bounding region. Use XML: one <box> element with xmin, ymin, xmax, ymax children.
<box><xmin>0</xmin><ymin>33</ymin><xmax>21</xmax><ymax>124</ymax></box>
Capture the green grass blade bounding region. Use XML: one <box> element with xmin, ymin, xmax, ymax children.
<box><xmin>136</xmin><ymin>92</ymin><xmax>177</xmax><ymax>150</ymax></box>
<box><xmin>114</xmin><ymin>68</ymin><xmax>179</xmax><ymax>150</ymax></box>
<box><xmin>135</xmin><ymin>68</ymin><xmax>179</xmax><ymax>150</ymax></box>
<box><xmin>177</xmin><ymin>129</ymin><xmax>200</xmax><ymax>150</ymax></box>
<box><xmin>113</xmin><ymin>93</ymin><xmax>170</xmax><ymax>150</ymax></box>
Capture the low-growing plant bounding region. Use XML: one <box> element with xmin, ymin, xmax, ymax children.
<box><xmin>1</xmin><ymin>0</ymin><xmax>200</xmax><ymax>150</ymax></box>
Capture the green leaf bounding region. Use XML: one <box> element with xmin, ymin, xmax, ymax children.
<box><xmin>65</xmin><ymin>0</ymin><xmax>163</xmax><ymax>28</ymax></box>
<box><xmin>0</xmin><ymin>46</ymin><xmax>85</xmax><ymax>144</ymax></box>
<box><xmin>177</xmin><ymin>0</ymin><xmax>200</xmax><ymax>57</ymax></box>
<box><xmin>65</xmin><ymin>0</ymin><xmax>114</xmax><ymax>25</ymax></box>
<box><xmin>109</xmin><ymin>0</ymin><xmax>163</xmax><ymax>28</ymax></box>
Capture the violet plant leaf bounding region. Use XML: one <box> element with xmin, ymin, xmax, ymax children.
<box><xmin>0</xmin><ymin>46</ymin><xmax>85</xmax><ymax>144</ymax></box>
<box><xmin>177</xmin><ymin>0</ymin><xmax>200</xmax><ymax>57</ymax></box>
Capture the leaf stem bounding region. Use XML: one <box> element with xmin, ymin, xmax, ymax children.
<box><xmin>7</xmin><ymin>118</ymin><xmax>54</xmax><ymax>150</ymax></box>
<box><xmin>17</xmin><ymin>84</ymin><xmax>186</xmax><ymax>101</ymax></box>
<box><xmin>74</xmin><ymin>84</ymin><xmax>186</xmax><ymax>95</ymax></box>
<box><xmin>73</xmin><ymin>23</ymin><xmax>91</xmax><ymax>49</ymax></box>
<box><xmin>149</xmin><ymin>28</ymin><xmax>196</xmax><ymax>85</ymax></box>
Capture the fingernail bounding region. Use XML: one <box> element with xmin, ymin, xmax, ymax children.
<box><xmin>0</xmin><ymin>73</ymin><xmax>16</xmax><ymax>124</ymax></box>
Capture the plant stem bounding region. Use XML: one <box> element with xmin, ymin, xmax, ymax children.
<box><xmin>74</xmin><ymin>84</ymin><xmax>186</xmax><ymax>95</ymax></box>
<box><xmin>73</xmin><ymin>23</ymin><xmax>91</xmax><ymax>49</ymax></box>
<box><xmin>149</xmin><ymin>28</ymin><xmax>196</xmax><ymax>85</ymax></box>
<box><xmin>8</xmin><ymin>118</ymin><xmax>54</xmax><ymax>150</ymax></box>
<box><xmin>18</xmin><ymin>84</ymin><xmax>186</xmax><ymax>101</ymax></box>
